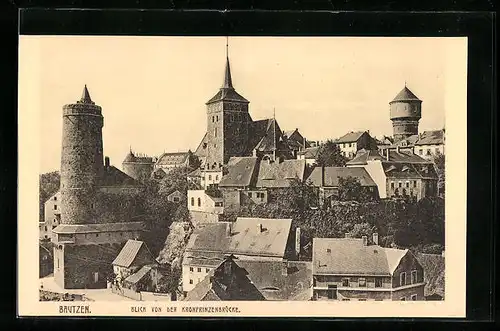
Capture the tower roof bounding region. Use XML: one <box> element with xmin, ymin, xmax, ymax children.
<box><xmin>123</xmin><ymin>150</ymin><xmax>136</xmax><ymax>162</ymax></box>
<box><xmin>206</xmin><ymin>56</ymin><xmax>249</xmax><ymax>104</ymax></box>
<box><xmin>390</xmin><ymin>86</ymin><xmax>421</xmax><ymax>103</ymax></box>
<box><xmin>223</xmin><ymin>57</ymin><xmax>233</xmax><ymax>89</ymax></box>
<box><xmin>78</xmin><ymin>85</ymin><xmax>95</xmax><ymax>104</ymax></box>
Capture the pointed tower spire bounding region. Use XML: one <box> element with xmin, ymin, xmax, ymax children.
<box><xmin>80</xmin><ymin>84</ymin><xmax>94</xmax><ymax>103</ymax></box>
<box><xmin>222</xmin><ymin>37</ymin><xmax>233</xmax><ymax>89</ymax></box>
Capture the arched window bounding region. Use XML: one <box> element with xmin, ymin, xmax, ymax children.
<box><xmin>197</xmin><ymin>198</ymin><xmax>201</xmax><ymax>207</ymax></box>
<box><xmin>191</xmin><ymin>197</ymin><xmax>194</xmax><ymax>206</ymax></box>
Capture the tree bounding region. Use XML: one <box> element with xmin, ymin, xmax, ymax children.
<box><xmin>187</xmin><ymin>151</ymin><xmax>202</xmax><ymax>170</ymax></box>
<box><xmin>433</xmin><ymin>151</ymin><xmax>445</xmax><ymax>196</ymax></box>
<box><xmin>314</xmin><ymin>140</ymin><xmax>348</xmax><ymax>167</ymax></box>
<box><xmin>39</xmin><ymin>171</ymin><xmax>60</xmax><ymax>221</ymax></box>
<box><xmin>337</xmin><ymin>176</ymin><xmax>373</xmax><ymax>202</ymax></box>
<box><xmin>155</xmin><ymin>266</ymin><xmax>182</xmax><ymax>295</ymax></box>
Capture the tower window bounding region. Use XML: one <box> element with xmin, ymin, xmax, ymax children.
<box><xmin>214</xmin><ymin>127</ymin><xmax>217</xmax><ymax>137</ymax></box>
<box><xmin>197</xmin><ymin>198</ymin><xmax>201</xmax><ymax>207</ymax></box>
<box><xmin>191</xmin><ymin>197</ymin><xmax>194</xmax><ymax>206</ymax></box>
<box><xmin>54</xmin><ymin>196</ymin><xmax>57</xmax><ymax>201</ymax></box>
<box><xmin>54</xmin><ymin>205</ymin><xmax>57</xmax><ymax>210</ymax></box>
<box><xmin>216</xmin><ymin>115</ymin><xmax>219</xmax><ymax>122</ymax></box>
<box><xmin>212</xmin><ymin>116</ymin><xmax>215</xmax><ymax>123</ymax></box>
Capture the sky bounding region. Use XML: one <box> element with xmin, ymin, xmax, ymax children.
<box><xmin>18</xmin><ymin>36</ymin><xmax>464</xmax><ymax>174</ymax></box>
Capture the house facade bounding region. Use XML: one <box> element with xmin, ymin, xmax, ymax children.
<box><xmin>334</xmin><ymin>131</ymin><xmax>378</xmax><ymax>159</ymax></box>
<box><xmin>154</xmin><ymin>151</ymin><xmax>192</xmax><ymax>174</ymax></box>
<box><xmin>41</xmin><ymin>191</ymin><xmax>61</xmax><ymax>240</ymax></box>
<box><xmin>297</xmin><ymin>146</ymin><xmax>320</xmax><ymax>166</ymax></box>
<box><xmin>346</xmin><ymin>149</ymin><xmax>438</xmax><ymax>201</ymax></box>
<box><xmin>182</xmin><ymin>217</ymin><xmax>296</xmax><ymax>293</ymax></box>
<box><xmin>312</xmin><ymin>235</ymin><xmax>425</xmax><ymax>301</ymax></box>
<box><xmin>184</xmin><ymin>254</ymin><xmax>313</xmax><ymax>301</ymax></box>
<box><xmin>306</xmin><ymin>166</ymin><xmax>379</xmax><ymax>205</ymax></box>
<box><xmin>187</xmin><ymin>189</ymin><xmax>224</xmax><ymax>224</ymax></box>
<box><xmin>414</xmin><ymin>129</ymin><xmax>445</xmax><ymax>160</ymax></box>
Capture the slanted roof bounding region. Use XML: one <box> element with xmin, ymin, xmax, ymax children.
<box><xmin>79</xmin><ymin>85</ymin><xmax>94</xmax><ymax>104</ymax></box>
<box><xmin>237</xmin><ymin>260</ymin><xmax>313</xmax><ymax>301</ymax></box>
<box><xmin>184</xmin><ymin>257</ymin><xmax>265</xmax><ymax>301</ymax></box>
<box><xmin>53</xmin><ymin>222</ymin><xmax>145</xmax><ymax>234</ymax></box>
<box><xmin>112</xmin><ymin>239</ymin><xmax>156</xmax><ymax>268</ymax></box>
<box><xmin>100</xmin><ymin>165</ymin><xmax>142</xmax><ymax>187</ymax></box>
<box><xmin>124</xmin><ymin>265</ymin><xmax>153</xmax><ymax>284</ymax></box>
<box><xmin>347</xmin><ymin>149</ymin><xmax>430</xmax><ymax>166</ymax></box>
<box><xmin>415</xmin><ymin>130</ymin><xmax>445</xmax><ymax>146</ymax></box>
<box><xmin>156</xmin><ymin>152</ymin><xmax>189</xmax><ymax>166</ymax></box>
<box><xmin>297</xmin><ymin>146</ymin><xmax>320</xmax><ymax>158</ymax></box>
<box><xmin>335</xmin><ymin>131</ymin><xmax>366</xmax><ymax>144</ymax></box>
<box><xmin>306</xmin><ymin>166</ymin><xmax>377</xmax><ymax>187</ymax></box>
<box><xmin>218</xmin><ymin>157</ymin><xmax>259</xmax><ymax>187</ymax></box>
<box><xmin>256</xmin><ymin>159</ymin><xmax>306</xmax><ymax>188</ymax></box>
<box><xmin>185</xmin><ymin>218</ymin><xmax>292</xmax><ymax>259</ymax></box>
<box><xmin>390</xmin><ymin>86</ymin><xmax>422</xmax><ymax>103</ymax></box>
<box><xmin>312</xmin><ymin>238</ymin><xmax>408</xmax><ymax>276</ymax></box>
<box><xmin>381</xmin><ymin>161</ymin><xmax>438</xmax><ymax>179</ymax></box>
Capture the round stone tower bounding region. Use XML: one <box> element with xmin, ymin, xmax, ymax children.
<box><xmin>389</xmin><ymin>85</ymin><xmax>422</xmax><ymax>142</ymax></box>
<box><xmin>122</xmin><ymin>149</ymin><xmax>154</xmax><ymax>182</ymax></box>
<box><xmin>60</xmin><ymin>85</ymin><xmax>104</xmax><ymax>225</ymax></box>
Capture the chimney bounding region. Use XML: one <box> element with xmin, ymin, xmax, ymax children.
<box><xmin>282</xmin><ymin>260</ymin><xmax>288</xmax><ymax>276</ymax></box>
<box><xmin>362</xmin><ymin>236</ymin><xmax>368</xmax><ymax>246</ymax></box>
<box><xmin>295</xmin><ymin>227</ymin><xmax>301</xmax><ymax>256</ymax></box>
<box><xmin>226</xmin><ymin>222</ymin><xmax>232</xmax><ymax>236</ymax></box>
<box><xmin>372</xmin><ymin>233</ymin><xmax>379</xmax><ymax>246</ymax></box>
<box><xmin>257</xmin><ymin>223</ymin><xmax>262</xmax><ymax>233</ymax></box>
<box><xmin>105</xmin><ymin>156</ymin><xmax>110</xmax><ymax>168</ymax></box>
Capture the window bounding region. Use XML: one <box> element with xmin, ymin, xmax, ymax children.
<box><xmin>358</xmin><ymin>299</ymin><xmax>367</xmax><ymax>301</ymax></box>
<box><xmin>411</xmin><ymin>294</ymin><xmax>417</xmax><ymax>301</ymax></box>
<box><xmin>189</xmin><ymin>267</ymin><xmax>193</xmax><ymax>272</ymax></box>
<box><xmin>191</xmin><ymin>197</ymin><xmax>195</xmax><ymax>206</ymax></box>
<box><xmin>342</xmin><ymin>278</ymin><xmax>349</xmax><ymax>287</ymax></box>
<box><xmin>208</xmin><ymin>175</ymin><xmax>212</xmax><ymax>180</ymax></box>
<box><xmin>44</xmin><ymin>226</ymin><xmax>47</xmax><ymax>231</ymax></box>
<box><xmin>206</xmin><ymin>268</ymin><xmax>210</xmax><ymax>273</ymax></box>
<box><xmin>435</xmin><ymin>148</ymin><xmax>439</xmax><ymax>154</ymax></box>
<box><xmin>413</xmin><ymin>181</ymin><xmax>417</xmax><ymax>188</ymax></box>
<box><xmin>54</xmin><ymin>205</ymin><xmax>57</xmax><ymax>210</ymax></box>
<box><xmin>212</xmin><ymin>116</ymin><xmax>214</xmax><ymax>123</ymax></box>
<box><xmin>358</xmin><ymin>278</ymin><xmax>366</xmax><ymax>287</ymax></box>
<box><xmin>426</xmin><ymin>149</ymin><xmax>431</xmax><ymax>155</ymax></box>
<box><xmin>197</xmin><ymin>198</ymin><xmax>201</xmax><ymax>207</ymax></box>
<box><xmin>398</xmin><ymin>182</ymin><xmax>402</xmax><ymax>188</ymax></box>
<box><xmin>230</xmin><ymin>114</ymin><xmax>234</xmax><ymax>122</ymax></box>
<box><xmin>215</xmin><ymin>175</ymin><xmax>219</xmax><ymax>181</ymax></box>
<box><xmin>173</xmin><ymin>197</ymin><xmax>179</xmax><ymax>203</ymax></box>
<box><xmin>54</xmin><ymin>196</ymin><xmax>57</xmax><ymax>201</ymax></box>
<box><xmin>406</xmin><ymin>182</ymin><xmax>409</xmax><ymax>188</ymax></box>
<box><xmin>96</xmin><ymin>233</ymin><xmax>99</xmax><ymax>237</ymax></box>
<box><xmin>411</xmin><ymin>270</ymin><xmax>418</xmax><ymax>284</ymax></box>
<box><xmin>391</xmin><ymin>182</ymin><xmax>395</xmax><ymax>189</ymax></box>
<box><xmin>248</xmin><ymin>192</ymin><xmax>252</xmax><ymax>198</ymax></box>
<box><xmin>189</xmin><ymin>279</ymin><xmax>193</xmax><ymax>284</ymax></box>
<box><xmin>214</xmin><ymin>128</ymin><xmax>217</xmax><ymax>137</ymax></box>
<box><xmin>375</xmin><ymin>278</ymin><xmax>383</xmax><ymax>288</ymax></box>
<box><xmin>419</xmin><ymin>149</ymin><xmax>423</xmax><ymax>155</ymax></box>
<box><xmin>94</xmin><ymin>272</ymin><xmax>99</xmax><ymax>283</ymax></box>
<box><xmin>400</xmin><ymin>272</ymin><xmax>407</xmax><ymax>286</ymax></box>
<box><xmin>216</xmin><ymin>115</ymin><xmax>219</xmax><ymax>122</ymax></box>
<box><xmin>197</xmin><ymin>268</ymin><xmax>202</xmax><ymax>272</ymax></box>
<box><xmin>342</xmin><ymin>298</ymin><xmax>350</xmax><ymax>301</ymax></box>
<box><xmin>400</xmin><ymin>297</ymin><xmax>406</xmax><ymax>301</ymax></box>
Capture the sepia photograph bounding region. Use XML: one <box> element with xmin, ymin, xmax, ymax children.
<box><xmin>18</xmin><ymin>35</ymin><xmax>467</xmax><ymax>317</ymax></box>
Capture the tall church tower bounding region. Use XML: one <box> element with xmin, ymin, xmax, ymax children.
<box><xmin>204</xmin><ymin>45</ymin><xmax>251</xmax><ymax>169</ymax></box>
<box><xmin>389</xmin><ymin>85</ymin><xmax>422</xmax><ymax>142</ymax></box>
<box><xmin>60</xmin><ymin>85</ymin><xmax>104</xmax><ymax>225</ymax></box>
